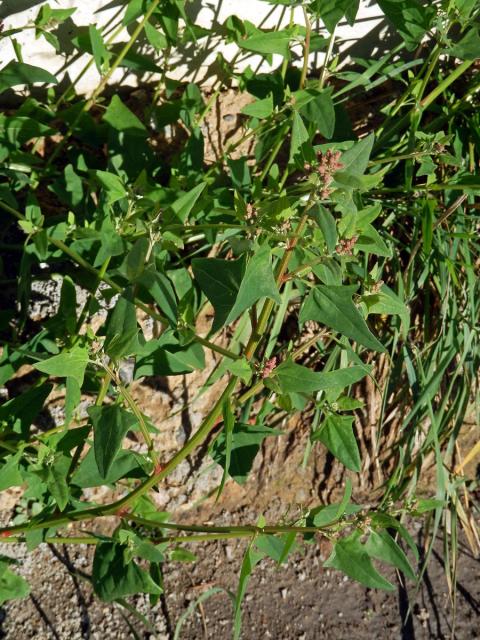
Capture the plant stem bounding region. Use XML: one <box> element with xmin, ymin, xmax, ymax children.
<box><xmin>319</xmin><ymin>26</ymin><xmax>336</xmax><ymax>90</ymax></box>
<box><xmin>299</xmin><ymin>7</ymin><xmax>312</xmax><ymax>90</ymax></box>
<box><xmin>103</xmin><ymin>363</ymin><xmax>159</xmax><ymax>467</ymax></box>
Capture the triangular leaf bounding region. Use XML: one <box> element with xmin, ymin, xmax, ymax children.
<box><xmin>299</xmin><ymin>285</ymin><xmax>386</xmax><ymax>352</ymax></box>
<box><xmin>312</xmin><ymin>414</ymin><xmax>361</xmax><ymax>472</ymax></box>
<box><xmin>88</xmin><ymin>405</ymin><xmax>138</xmax><ymax>478</ymax></box>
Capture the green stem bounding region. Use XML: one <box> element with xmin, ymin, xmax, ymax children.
<box><xmin>319</xmin><ymin>26</ymin><xmax>336</xmax><ymax>90</ymax></box>
<box><xmin>299</xmin><ymin>8</ymin><xmax>311</xmax><ymax>90</ymax></box>
<box><xmin>104</xmin><ymin>364</ymin><xmax>159</xmax><ymax>467</ymax></box>
<box><xmin>0</xmin><ymin>199</ymin><xmax>313</xmax><ymax>538</ymax></box>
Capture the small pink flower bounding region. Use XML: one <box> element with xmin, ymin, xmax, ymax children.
<box><xmin>262</xmin><ymin>356</ymin><xmax>277</xmax><ymax>379</ymax></box>
<box><xmin>336</xmin><ymin>236</ymin><xmax>358</xmax><ymax>256</ymax></box>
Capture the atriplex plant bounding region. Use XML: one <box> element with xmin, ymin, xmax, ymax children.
<box><xmin>0</xmin><ymin>0</ymin><xmax>479</xmax><ymax>635</ymax></box>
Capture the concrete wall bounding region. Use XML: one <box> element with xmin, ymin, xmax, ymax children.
<box><xmin>0</xmin><ymin>1</ymin><xmax>385</xmax><ymax>95</ymax></box>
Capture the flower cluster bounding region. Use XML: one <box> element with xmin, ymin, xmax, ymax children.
<box><xmin>336</xmin><ymin>235</ymin><xmax>358</xmax><ymax>256</ymax></box>
<box><xmin>317</xmin><ymin>149</ymin><xmax>344</xmax><ymax>198</ymax></box>
<box><xmin>245</xmin><ymin>202</ymin><xmax>257</xmax><ymax>221</ymax></box>
<box><xmin>261</xmin><ymin>356</ymin><xmax>277</xmax><ymax>379</ymax></box>
<box><xmin>305</xmin><ymin>149</ymin><xmax>344</xmax><ymax>199</ymax></box>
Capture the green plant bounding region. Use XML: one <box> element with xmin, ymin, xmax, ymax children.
<box><xmin>0</xmin><ymin>0</ymin><xmax>479</xmax><ymax>635</ymax></box>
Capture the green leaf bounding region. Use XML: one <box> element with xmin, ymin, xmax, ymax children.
<box><xmin>88</xmin><ymin>405</ymin><xmax>138</xmax><ymax>479</ymax></box>
<box><xmin>324</xmin><ymin>533</ymin><xmax>395</xmax><ymax>590</ymax></box>
<box><xmin>96</xmin><ymin>170</ymin><xmax>127</xmax><ymax>204</ymax></box>
<box><xmin>71</xmin><ymin>448</ymin><xmax>148</xmax><ymax>488</ymax></box>
<box><xmin>103</xmin><ymin>95</ymin><xmax>147</xmax><ymax>135</ymax></box>
<box><xmin>312</xmin><ymin>414</ymin><xmax>361</xmax><ymax>472</ymax></box>
<box><xmin>104</xmin><ymin>291</ymin><xmax>139</xmax><ymax>360</ymax></box>
<box><xmin>144</xmin><ymin>20</ymin><xmax>168</xmax><ymax>51</ymax></box>
<box><xmin>311</xmin><ymin>0</ymin><xmax>360</xmax><ymax>32</ymax></box>
<box><xmin>0</xmin><ymin>383</ymin><xmax>52</xmax><ymax>437</ymax></box>
<box><xmin>0</xmin><ymin>62</ymin><xmax>58</xmax><ymax>93</ymax></box>
<box><xmin>225</xmin><ymin>244</ymin><xmax>281</xmax><ymax>325</ymax></box>
<box><xmin>448</xmin><ymin>27</ymin><xmax>480</xmax><ymax>60</ymax></box>
<box><xmin>0</xmin><ymin>454</ymin><xmax>23</xmax><ymax>491</ymax></box>
<box><xmin>311</xmin><ymin>502</ymin><xmax>362</xmax><ymax>528</ymax></box>
<box><xmin>340</xmin><ymin>134</ymin><xmax>374</xmax><ymax>175</ymax></box>
<box><xmin>300</xmin><ymin>285</ymin><xmax>385</xmax><ymax>352</ymax></box>
<box><xmin>137</xmin><ymin>268</ymin><xmax>178</xmax><ymax>327</ymax></box>
<box><xmin>362</xmin><ymin>286</ymin><xmax>408</xmax><ymax>317</ymax></box>
<box><xmin>168</xmin><ymin>183</ymin><xmax>206</xmax><ymax>222</ymax></box>
<box><xmin>92</xmin><ymin>541</ymin><xmax>162</xmax><ymax>602</ymax></box>
<box><xmin>299</xmin><ymin>90</ymin><xmax>335</xmax><ymax>139</ymax></box>
<box><xmin>89</xmin><ymin>25</ymin><xmax>110</xmax><ymax>73</ymax></box>
<box><xmin>310</xmin><ymin>203</ymin><xmax>337</xmax><ymax>253</ymax></box>
<box><xmin>33</xmin><ymin>345</ymin><xmax>89</xmax><ymax>386</ymax></box>
<box><xmin>289</xmin><ymin>111</ymin><xmax>310</xmax><ymax>165</ymax></box>
<box><xmin>274</xmin><ymin>359</ymin><xmax>370</xmax><ymax>395</ymax></box>
<box><xmin>377</xmin><ymin>0</ymin><xmax>435</xmax><ymax>50</ymax></box>
<box><xmin>126</xmin><ymin>237</ymin><xmax>150</xmax><ymax>281</ymax></box>
<box><xmin>239</xmin><ymin>31</ymin><xmax>292</xmax><ymax>58</ymax></box>
<box><xmin>255</xmin><ymin>534</ymin><xmax>294</xmax><ymax>563</ymax></box>
<box><xmin>355</xmin><ymin>225</ymin><xmax>392</xmax><ymax>257</ymax></box>
<box><xmin>211</xmin><ymin>423</ymin><xmax>282</xmax><ymax>484</ymax></box>
<box><xmin>0</xmin><ymin>563</ymin><xmax>30</xmax><ymax>605</ymax></box>
<box><xmin>135</xmin><ymin>332</ymin><xmax>205</xmax><ymax>377</ymax></box>
<box><xmin>233</xmin><ymin>543</ymin><xmax>265</xmax><ymax>640</ymax></box>
<box><xmin>192</xmin><ymin>256</ymin><xmax>245</xmax><ymax>332</ymax></box>
<box><xmin>365</xmin><ymin>530</ymin><xmax>416</xmax><ymax>580</ymax></box>
<box><xmin>46</xmin><ymin>453</ymin><xmax>71</xmax><ymax>511</ymax></box>
<box><xmin>241</xmin><ymin>93</ymin><xmax>274</xmax><ymax>119</ymax></box>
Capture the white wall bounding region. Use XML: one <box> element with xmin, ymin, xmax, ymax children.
<box><xmin>0</xmin><ymin>1</ymin><xmax>385</xmax><ymax>95</ymax></box>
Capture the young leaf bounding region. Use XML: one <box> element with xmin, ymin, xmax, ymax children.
<box><xmin>365</xmin><ymin>530</ymin><xmax>416</xmax><ymax>581</ymax></box>
<box><xmin>92</xmin><ymin>541</ymin><xmax>162</xmax><ymax>602</ymax></box>
<box><xmin>137</xmin><ymin>268</ymin><xmax>178</xmax><ymax>327</ymax></box>
<box><xmin>88</xmin><ymin>404</ymin><xmax>138</xmax><ymax>479</ymax></box>
<box><xmin>324</xmin><ymin>532</ymin><xmax>395</xmax><ymax>590</ymax></box>
<box><xmin>299</xmin><ymin>285</ymin><xmax>386</xmax><ymax>352</ymax></box>
<box><xmin>312</xmin><ymin>414</ymin><xmax>361</xmax><ymax>472</ymax></box>
<box><xmin>126</xmin><ymin>237</ymin><xmax>150</xmax><ymax>281</ymax></box>
<box><xmin>33</xmin><ymin>345</ymin><xmax>89</xmax><ymax>386</ymax></box>
<box><xmin>310</xmin><ymin>203</ymin><xmax>337</xmax><ymax>253</ymax></box>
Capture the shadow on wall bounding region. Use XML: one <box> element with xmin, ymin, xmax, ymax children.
<box><xmin>0</xmin><ymin>0</ymin><xmax>44</xmax><ymax>19</ymax></box>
